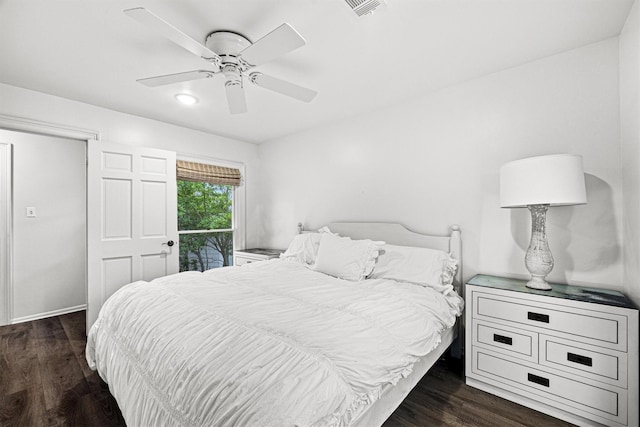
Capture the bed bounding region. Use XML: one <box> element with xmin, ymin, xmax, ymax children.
<box><xmin>86</xmin><ymin>222</ymin><xmax>464</xmax><ymax>426</ymax></box>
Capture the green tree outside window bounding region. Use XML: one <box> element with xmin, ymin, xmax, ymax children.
<box><xmin>178</xmin><ymin>180</ymin><xmax>233</xmax><ymax>271</ymax></box>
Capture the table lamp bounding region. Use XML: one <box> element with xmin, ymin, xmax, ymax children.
<box><xmin>500</xmin><ymin>154</ymin><xmax>587</xmax><ymax>290</ymax></box>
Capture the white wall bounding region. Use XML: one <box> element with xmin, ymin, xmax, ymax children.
<box><xmin>0</xmin><ymin>84</ymin><xmax>256</xmax><ymax>159</ymax></box>
<box><xmin>0</xmin><ymin>83</ymin><xmax>260</xmax><ymax>321</ymax></box>
<box><xmin>0</xmin><ymin>82</ymin><xmax>260</xmax><ymax>238</ymax></box>
<box><xmin>0</xmin><ymin>130</ymin><xmax>86</xmax><ymax>321</ymax></box>
<box><xmin>255</xmin><ymin>38</ymin><xmax>624</xmax><ymax>290</ymax></box>
<box><xmin>620</xmin><ymin>0</ymin><xmax>640</xmax><ymax>304</ymax></box>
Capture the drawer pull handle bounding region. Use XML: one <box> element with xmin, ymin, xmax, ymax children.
<box><xmin>527</xmin><ymin>311</ymin><xmax>549</xmax><ymax>323</ymax></box>
<box><xmin>527</xmin><ymin>373</ymin><xmax>550</xmax><ymax>387</ymax></box>
<box><xmin>567</xmin><ymin>352</ymin><xmax>593</xmax><ymax>367</ymax></box>
<box><xmin>493</xmin><ymin>334</ymin><xmax>513</xmax><ymax>345</ymax></box>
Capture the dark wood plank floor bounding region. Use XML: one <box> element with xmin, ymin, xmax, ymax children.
<box><xmin>0</xmin><ymin>311</ymin><xmax>573</xmax><ymax>426</ymax></box>
<box><xmin>0</xmin><ymin>311</ymin><xmax>125</xmax><ymax>427</ymax></box>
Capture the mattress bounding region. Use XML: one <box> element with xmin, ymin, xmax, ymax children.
<box><xmin>86</xmin><ymin>259</ymin><xmax>463</xmax><ymax>426</ymax></box>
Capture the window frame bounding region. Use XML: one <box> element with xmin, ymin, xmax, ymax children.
<box><xmin>176</xmin><ymin>154</ymin><xmax>246</xmax><ymax>262</ymax></box>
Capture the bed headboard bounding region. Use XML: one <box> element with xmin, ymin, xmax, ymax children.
<box><xmin>298</xmin><ymin>222</ymin><xmax>463</xmax><ymax>294</ymax></box>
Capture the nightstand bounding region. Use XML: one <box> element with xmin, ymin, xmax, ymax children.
<box><xmin>465</xmin><ymin>274</ymin><xmax>638</xmax><ymax>427</ymax></box>
<box><xmin>233</xmin><ymin>248</ymin><xmax>284</xmax><ymax>266</ymax></box>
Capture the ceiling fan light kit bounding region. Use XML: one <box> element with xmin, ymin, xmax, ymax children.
<box><xmin>124</xmin><ymin>7</ymin><xmax>317</xmax><ymax>114</ymax></box>
<box><xmin>175</xmin><ymin>93</ymin><xmax>198</xmax><ymax>105</ymax></box>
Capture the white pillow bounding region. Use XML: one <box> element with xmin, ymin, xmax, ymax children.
<box><xmin>369</xmin><ymin>244</ymin><xmax>458</xmax><ymax>293</ymax></box>
<box><xmin>313</xmin><ymin>233</ymin><xmax>382</xmax><ymax>281</ymax></box>
<box><xmin>280</xmin><ymin>233</ymin><xmax>322</xmax><ymax>265</ymax></box>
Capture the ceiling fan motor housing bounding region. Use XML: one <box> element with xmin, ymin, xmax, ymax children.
<box><xmin>206</xmin><ymin>31</ymin><xmax>251</xmax><ymax>85</ymax></box>
<box><xmin>205</xmin><ymin>31</ymin><xmax>251</xmax><ymax>65</ymax></box>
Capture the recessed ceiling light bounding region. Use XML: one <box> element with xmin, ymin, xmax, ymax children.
<box><xmin>175</xmin><ymin>93</ymin><xmax>198</xmax><ymax>105</ymax></box>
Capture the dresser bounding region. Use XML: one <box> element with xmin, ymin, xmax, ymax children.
<box><xmin>465</xmin><ymin>274</ymin><xmax>638</xmax><ymax>427</ymax></box>
<box><xmin>233</xmin><ymin>248</ymin><xmax>284</xmax><ymax>266</ymax></box>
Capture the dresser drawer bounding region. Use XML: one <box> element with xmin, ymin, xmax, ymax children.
<box><xmin>474</xmin><ymin>293</ymin><xmax>627</xmax><ymax>350</ymax></box>
<box><xmin>234</xmin><ymin>257</ymin><xmax>254</xmax><ymax>266</ymax></box>
<box><xmin>540</xmin><ymin>336</ymin><xmax>626</xmax><ymax>388</ymax></box>
<box><xmin>473</xmin><ymin>349</ymin><xmax>627</xmax><ymax>425</ymax></box>
<box><xmin>474</xmin><ymin>320</ymin><xmax>538</xmax><ymax>363</ymax></box>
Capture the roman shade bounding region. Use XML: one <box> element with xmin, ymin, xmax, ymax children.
<box><xmin>176</xmin><ymin>160</ymin><xmax>241</xmax><ymax>186</ymax></box>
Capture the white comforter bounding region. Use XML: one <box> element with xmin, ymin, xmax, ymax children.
<box><xmin>86</xmin><ymin>260</ymin><xmax>463</xmax><ymax>427</ymax></box>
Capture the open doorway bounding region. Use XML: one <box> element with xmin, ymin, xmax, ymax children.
<box><xmin>0</xmin><ymin>129</ymin><xmax>86</xmax><ymax>324</ymax></box>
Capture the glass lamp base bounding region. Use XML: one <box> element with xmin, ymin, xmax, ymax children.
<box><xmin>524</xmin><ymin>204</ymin><xmax>554</xmax><ymax>291</ymax></box>
<box><xmin>526</xmin><ymin>275</ymin><xmax>552</xmax><ymax>290</ymax></box>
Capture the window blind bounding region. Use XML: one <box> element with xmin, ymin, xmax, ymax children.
<box><xmin>176</xmin><ymin>160</ymin><xmax>241</xmax><ymax>186</ymax></box>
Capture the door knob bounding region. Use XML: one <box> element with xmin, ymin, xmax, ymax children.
<box><xmin>163</xmin><ymin>240</ymin><xmax>175</xmax><ymax>247</ymax></box>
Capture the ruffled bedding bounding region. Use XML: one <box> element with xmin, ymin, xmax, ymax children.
<box><xmin>86</xmin><ymin>260</ymin><xmax>463</xmax><ymax>427</ymax></box>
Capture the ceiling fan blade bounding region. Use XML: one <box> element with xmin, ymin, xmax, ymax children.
<box><xmin>249</xmin><ymin>72</ymin><xmax>317</xmax><ymax>102</ymax></box>
<box><xmin>240</xmin><ymin>23</ymin><xmax>306</xmax><ymax>66</ymax></box>
<box><xmin>124</xmin><ymin>7</ymin><xmax>220</xmax><ymax>64</ymax></box>
<box><xmin>137</xmin><ymin>70</ymin><xmax>217</xmax><ymax>87</ymax></box>
<box><xmin>225</xmin><ymin>81</ymin><xmax>247</xmax><ymax>114</ymax></box>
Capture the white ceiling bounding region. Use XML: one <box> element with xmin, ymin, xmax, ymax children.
<box><xmin>0</xmin><ymin>0</ymin><xmax>634</xmax><ymax>144</ymax></box>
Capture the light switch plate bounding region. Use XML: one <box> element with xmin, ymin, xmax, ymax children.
<box><xmin>26</xmin><ymin>207</ymin><xmax>36</xmax><ymax>217</ymax></box>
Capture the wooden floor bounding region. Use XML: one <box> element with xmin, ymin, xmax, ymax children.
<box><xmin>0</xmin><ymin>311</ymin><xmax>574</xmax><ymax>427</ymax></box>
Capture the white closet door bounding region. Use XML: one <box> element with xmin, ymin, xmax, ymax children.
<box><xmin>87</xmin><ymin>141</ymin><xmax>178</xmax><ymax>331</ymax></box>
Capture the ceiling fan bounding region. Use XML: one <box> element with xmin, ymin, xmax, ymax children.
<box><xmin>124</xmin><ymin>7</ymin><xmax>317</xmax><ymax>114</ymax></box>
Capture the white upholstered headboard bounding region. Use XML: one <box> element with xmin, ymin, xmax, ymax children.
<box><xmin>298</xmin><ymin>222</ymin><xmax>463</xmax><ymax>294</ymax></box>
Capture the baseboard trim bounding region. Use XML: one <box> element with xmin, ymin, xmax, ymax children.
<box><xmin>11</xmin><ymin>304</ymin><xmax>86</xmax><ymax>324</ymax></box>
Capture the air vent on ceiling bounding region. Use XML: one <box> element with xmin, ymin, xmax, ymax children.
<box><xmin>345</xmin><ymin>0</ymin><xmax>386</xmax><ymax>17</ymax></box>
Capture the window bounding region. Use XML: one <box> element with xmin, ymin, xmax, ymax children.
<box><xmin>176</xmin><ymin>160</ymin><xmax>241</xmax><ymax>272</ymax></box>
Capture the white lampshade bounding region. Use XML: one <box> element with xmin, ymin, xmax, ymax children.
<box><xmin>500</xmin><ymin>154</ymin><xmax>587</xmax><ymax>208</ymax></box>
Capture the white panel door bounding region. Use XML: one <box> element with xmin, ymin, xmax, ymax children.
<box><xmin>87</xmin><ymin>141</ymin><xmax>177</xmax><ymax>331</ymax></box>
